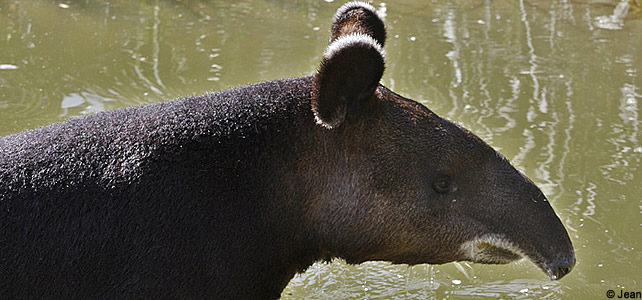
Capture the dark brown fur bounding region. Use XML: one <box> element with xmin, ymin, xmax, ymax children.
<box><xmin>0</xmin><ymin>2</ymin><xmax>574</xmax><ymax>299</ymax></box>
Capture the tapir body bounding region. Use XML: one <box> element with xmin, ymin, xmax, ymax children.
<box><xmin>0</xmin><ymin>2</ymin><xmax>574</xmax><ymax>299</ymax></box>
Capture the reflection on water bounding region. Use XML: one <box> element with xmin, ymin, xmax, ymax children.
<box><xmin>60</xmin><ymin>91</ymin><xmax>114</xmax><ymax>116</ymax></box>
<box><xmin>0</xmin><ymin>64</ymin><xmax>19</xmax><ymax>70</ymax></box>
<box><xmin>285</xmin><ymin>260</ymin><xmax>567</xmax><ymax>299</ymax></box>
<box><xmin>594</xmin><ymin>0</ymin><xmax>631</xmax><ymax>30</ymax></box>
<box><xmin>1</xmin><ymin>0</ymin><xmax>640</xmax><ymax>298</ymax></box>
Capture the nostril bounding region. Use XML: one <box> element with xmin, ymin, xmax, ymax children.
<box><xmin>548</xmin><ymin>256</ymin><xmax>576</xmax><ymax>280</ymax></box>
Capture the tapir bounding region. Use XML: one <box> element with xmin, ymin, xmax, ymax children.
<box><xmin>0</xmin><ymin>1</ymin><xmax>575</xmax><ymax>298</ymax></box>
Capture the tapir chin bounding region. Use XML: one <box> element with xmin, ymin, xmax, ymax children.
<box><xmin>0</xmin><ymin>1</ymin><xmax>575</xmax><ymax>298</ymax></box>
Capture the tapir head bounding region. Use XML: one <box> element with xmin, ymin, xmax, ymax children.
<box><xmin>306</xmin><ymin>2</ymin><xmax>575</xmax><ymax>280</ymax></box>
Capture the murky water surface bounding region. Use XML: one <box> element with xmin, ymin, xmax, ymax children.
<box><xmin>1</xmin><ymin>0</ymin><xmax>640</xmax><ymax>298</ymax></box>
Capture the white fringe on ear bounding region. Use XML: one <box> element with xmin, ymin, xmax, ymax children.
<box><xmin>333</xmin><ymin>1</ymin><xmax>382</xmax><ymax>24</ymax></box>
<box><xmin>323</xmin><ymin>33</ymin><xmax>385</xmax><ymax>61</ymax></box>
<box><xmin>314</xmin><ymin>104</ymin><xmax>346</xmax><ymax>130</ymax></box>
<box><xmin>314</xmin><ymin>33</ymin><xmax>384</xmax><ymax>130</ymax></box>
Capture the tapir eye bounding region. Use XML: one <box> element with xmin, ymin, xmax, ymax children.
<box><xmin>433</xmin><ymin>177</ymin><xmax>451</xmax><ymax>194</ymax></box>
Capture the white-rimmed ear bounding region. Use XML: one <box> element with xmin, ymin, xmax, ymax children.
<box><xmin>312</xmin><ymin>34</ymin><xmax>384</xmax><ymax>129</ymax></box>
<box><xmin>331</xmin><ymin>1</ymin><xmax>386</xmax><ymax>46</ymax></box>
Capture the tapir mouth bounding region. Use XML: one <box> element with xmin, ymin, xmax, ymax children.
<box><xmin>460</xmin><ymin>234</ymin><xmax>575</xmax><ymax>280</ymax></box>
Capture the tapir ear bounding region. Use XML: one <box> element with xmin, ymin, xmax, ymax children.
<box><xmin>312</xmin><ymin>34</ymin><xmax>384</xmax><ymax>129</ymax></box>
<box><xmin>331</xmin><ymin>1</ymin><xmax>386</xmax><ymax>46</ymax></box>
<box><xmin>312</xmin><ymin>2</ymin><xmax>386</xmax><ymax>129</ymax></box>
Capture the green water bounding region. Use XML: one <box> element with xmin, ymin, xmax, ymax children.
<box><xmin>1</xmin><ymin>0</ymin><xmax>640</xmax><ymax>298</ymax></box>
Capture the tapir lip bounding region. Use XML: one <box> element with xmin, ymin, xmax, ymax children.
<box><xmin>460</xmin><ymin>234</ymin><xmax>575</xmax><ymax>280</ymax></box>
<box><xmin>460</xmin><ymin>234</ymin><xmax>524</xmax><ymax>265</ymax></box>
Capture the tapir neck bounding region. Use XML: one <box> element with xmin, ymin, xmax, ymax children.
<box><xmin>233</xmin><ymin>95</ymin><xmax>385</xmax><ymax>299</ymax></box>
<box><xmin>203</xmin><ymin>84</ymin><xmax>332</xmax><ymax>298</ymax></box>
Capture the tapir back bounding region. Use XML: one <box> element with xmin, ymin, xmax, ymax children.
<box><xmin>0</xmin><ymin>77</ymin><xmax>313</xmax><ymax>198</ymax></box>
